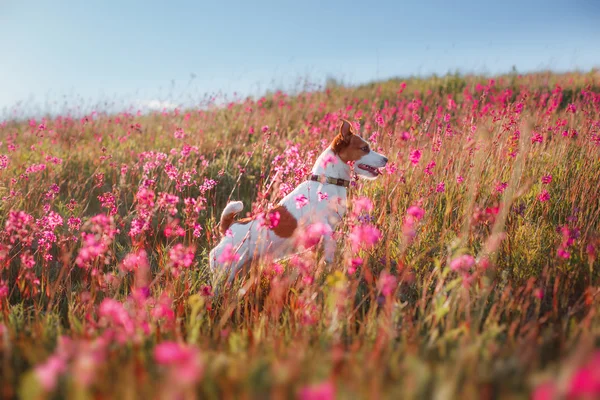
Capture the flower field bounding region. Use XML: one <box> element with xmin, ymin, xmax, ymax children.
<box><xmin>1</xmin><ymin>70</ymin><xmax>600</xmax><ymax>399</ymax></box>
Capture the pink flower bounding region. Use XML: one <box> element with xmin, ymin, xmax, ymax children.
<box><xmin>217</xmin><ymin>243</ymin><xmax>240</xmax><ymax>264</ymax></box>
<box><xmin>449</xmin><ymin>254</ymin><xmax>475</xmax><ymax>273</ymax></box>
<box><xmin>409</xmin><ymin>149</ymin><xmax>422</xmax><ymax>165</ymax></box>
<box><xmin>541</xmin><ymin>174</ymin><xmax>552</xmax><ymax>184</ymax></box>
<box><xmin>260</xmin><ymin>210</ymin><xmax>280</xmax><ymax>229</ymax></box>
<box><xmin>173</xmin><ymin>128</ymin><xmax>185</xmax><ymax>139</ymax></box>
<box><xmin>300</xmin><ymin>223</ymin><xmax>332</xmax><ymax>248</ymax></box>
<box><xmin>531</xmin><ymin>132</ymin><xmax>544</xmax><ymax>143</ymax></box>
<box><xmin>295</xmin><ymin>194</ymin><xmax>309</xmax><ymax>209</ymax></box>
<box><xmin>154</xmin><ymin>341</ymin><xmax>203</xmax><ymax>386</ymax></box>
<box><xmin>349</xmin><ymin>224</ymin><xmax>381</xmax><ymax>251</ymax></box>
<box><xmin>261</xmin><ymin>125</ymin><xmax>269</xmax><ymax>133</ymax></box>
<box><xmin>35</xmin><ymin>355</ymin><xmax>67</xmax><ymax>391</ymax></box>
<box><xmin>495</xmin><ymin>181</ymin><xmax>508</xmax><ymax>194</ymax></box>
<box><xmin>424</xmin><ymin>161</ymin><xmax>436</xmax><ymax>175</ymax></box>
<box><xmin>557</xmin><ymin>247</ymin><xmax>571</xmax><ymax>259</ymax></box>
<box><xmin>538</xmin><ymin>189</ymin><xmax>550</xmax><ymax>202</ymax></box>
<box><xmin>407</xmin><ymin>205</ymin><xmax>425</xmax><ymax>220</ymax></box>
<box><xmin>348</xmin><ymin>257</ymin><xmax>362</xmax><ymax>274</ymax></box>
<box><xmin>352</xmin><ymin>197</ymin><xmax>373</xmax><ymax>216</ymax></box>
<box><xmin>120</xmin><ymin>250</ymin><xmax>149</xmax><ymax>274</ymax></box>
<box><xmin>321</xmin><ymin>153</ymin><xmax>337</xmax><ymax>168</ymax></box>
<box><xmin>532</xmin><ymin>381</ymin><xmax>557</xmax><ymax>400</ymax></box>
<box><xmin>436</xmin><ymin>182</ymin><xmax>445</xmax><ymax>193</ymax></box>
<box><xmin>317</xmin><ymin>191</ymin><xmax>328</xmax><ymax>201</ymax></box>
<box><xmin>299</xmin><ymin>380</ymin><xmax>335</xmax><ymax>400</ymax></box>
<box><xmin>378</xmin><ymin>271</ymin><xmax>398</xmax><ymax>297</ymax></box>
<box><xmin>456</xmin><ymin>175</ymin><xmax>464</xmax><ymax>184</ymax></box>
<box><xmin>168</xmin><ymin>244</ymin><xmax>195</xmax><ymax>276</ymax></box>
<box><xmin>0</xmin><ymin>154</ymin><xmax>8</xmax><ymax>170</ymax></box>
<box><xmin>568</xmin><ymin>352</ymin><xmax>600</xmax><ymax>397</ymax></box>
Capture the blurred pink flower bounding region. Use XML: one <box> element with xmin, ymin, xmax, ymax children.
<box><xmin>295</xmin><ymin>194</ymin><xmax>309</xmax><ymax>209</ymax></box>
<box><xmin>407</xmin><ymin>205</ymin><xmax>425</xmax><ymax>220</ymax></box>
<box><xmin>532</xmin><ymin>381</ymin><xmax>556</xmax><ymax>400</ymax></box>
<box><xmin>300</xmin><ymin>223</ymin><xmax>332</xmax><ymax>248</ymax></box>
<box><xmin>349</xmin><ymin>224</ymin><xmax>381</xmax><ymax>251</ymax></box>
<box><xmin>531</xmin><ymin>132</ymin><xmax>544</xmax><ymax>143</ymax></box>
<box><xmin>299</xmin><ymin>380</ymin><xmax>335</xmax><ymax>400</ymax></box>
<box><xmin>449</xmin><ymin>254</ymin><xmax>475</xmax><ymax>273</ymax></box>
<box><xmin>537</xmin><ymin>189</ymin><xmax>550</xmax><ymax>202</ymax></box>
<box><xmin>352</xmin><ymin>197</ymin><xmax>373</xmax><ymax>216</ymax></box>
<box><xmin>436</xmin><ymin>182</ymin><xmax>445</xmax><ymax>193</ymax></box>
<box><xmin>321</xmin><ymin>153</ymin><xmax>337</xmax><ymax>168</ymax></box>
<box><xmin>168</xmin><ymin>244</ymin><xmax>196</xmax><ymax>276</ymax></box>
<box><xmin>424</xmin><ymin>161</ymin><xmax>436</xmax><ymax>175</ymax></box>
<box><xmin>541</xmin><ymin>174</ymin><xmax>552</xmax><ymax>184</ymax></box>
<box><xmin>568</xmin><ymin>352</ymin><xmax>600</xmax><ymax>397</ymax></box>
<box><xmin>217</xmin><ymin>243</ymin><xmax>240</xmax><ymax>264</ymax></box>
<box><xmin>154</xmin><ymin>341</ymin><xmax>203</xmax><ymax>386</ymax></box>
<box><xmin>378</xmin><ymin>271</ymin><xmax>398</xmax><ymax>297</ymax></box>
<box><xmin>409</xmin><ymin>149</ymin><xmax>422</xmax><ymax>165</ymax></box>
<box><xmin>120</xmin><ymin>249</ymin><xmax>149</xmax><ymax>274</ymax></box>
<box><xmin>35</xmin><ymin>355</ymin><xmax>67</xmax><ymax>391</ymax></box>
<box><xmin>495</xmin><ymin>181</ymin><xmax>508</xmax><ymax>194</ymax></box>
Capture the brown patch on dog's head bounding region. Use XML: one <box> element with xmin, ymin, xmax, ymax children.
<box><xmin>331</xmin><ymin>119</ymin><xmax>371</xmax><ymax>163</ymax></box>
<box><xmin>269</xmin><ymin>205</ymin><xmax>297</xmax><ymax>238</ymax></box>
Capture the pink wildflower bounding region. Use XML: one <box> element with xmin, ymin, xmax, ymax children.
<box><xmin>409</xmin><ymin>149</ymin><xmax>422</xmax><ymax>165</ymax></box>
<box><xmin>295</xmin><ymin>194</ymin><xmax>309</xmax><ymax>209</ymax></box>
<box><xmin>406</xmin><ymin>205</ymin><xmax>425</xmax><ymax>220</ymax></box>
<box><xmin>449</xmin><ymin>254</ymin><xmax>476</xmax><ymax>273</ymax></box>
<box><xmin>541</xmin><ymin>174</ymin><xmax>552</xmax><ymax>184</ymax></box>
<box><xmin>217</xmin><ymin>243</ymin><xmax>241</xmax><ymax>264</ymax></box>
<box><xmin>154</xmin><ymin>341</ymin><xmax>203</xmax><ymax>386</ymax></box>
<box><xmin>424</xmin><ymin>161</ymin><xmax>436</xmax><ymax>175</ymax></box>
<box><xmin>300</xmin><ymin>223</ymin><xmax>333</xmax><ymax>248</ymax></box>
<box><xmin>120</xmin><ymin>250</ymin><xmax>149</xmax><ymax>274</ymax></box>
<box><xmin>168</xmin><ymin>244</ymin><xmax>195</xmax><ymax>276</ymax></box>
<box><xmin>321</xmin><ymin>153</ymin><xmax>337</xmax><ymax>168</ymax></box>
<box><xmin>35</xmin><ymin>355</ymin><xmax>67</xmax><ymax>391</ymax></box>
<box><xmin>299</xmin><ymin>380</ymin><xmax>335</xmax><ymax>400</ymax></box>
<box><xmin>568</xmin><ymin>351</ymin><xmax>600</xmax><ymax>398</ymax></box>
<box><xmin>537</xmin><ymin>189</ymin><xmax>550</xmax><ymax>202</ymax></box>
<box><xmin>495</xmin><ymin>181</ymin><xmax>508</xmax><ymax>194</ymax></box>
<box><xmin>349</xmin><ymin>224</ymin><xmax>381</xmax><ymax>251</ymax></box>
<box><xmin>378</xmin><ymin>271</ymin><xmax>398</xmax><ymax>297</ymax></box>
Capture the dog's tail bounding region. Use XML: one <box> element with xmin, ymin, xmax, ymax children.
<box><xmin>219</xmin><ymin>201</ymin><xmax>244</xmax><ymax>236</ymax></box>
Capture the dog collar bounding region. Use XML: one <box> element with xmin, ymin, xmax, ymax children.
<box><xmin>309</xmin><ymin>174</ymin><xmax>350</xmax><ymax>188</ymax></box>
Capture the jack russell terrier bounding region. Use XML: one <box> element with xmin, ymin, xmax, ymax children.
<box><xmin>209</xmin><ymin>119</ymin><xmax>388</xmax><ymax>283</ymax></box>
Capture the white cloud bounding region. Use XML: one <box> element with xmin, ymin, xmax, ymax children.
<box><xmin>135</xmin><ymin>99</ymin><xmax>179</xmax><ymax>111</ymax></box>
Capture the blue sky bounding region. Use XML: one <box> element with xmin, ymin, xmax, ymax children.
<box><xmin>1</xmin><ymin>0</ymin><xmax>599</xmax><ymax>117</ymax></box>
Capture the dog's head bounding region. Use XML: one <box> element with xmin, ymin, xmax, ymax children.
<box><xmin>332</xmin><ymin>119</ymin><xmax>388</xmax><ymax>180</ymax></box>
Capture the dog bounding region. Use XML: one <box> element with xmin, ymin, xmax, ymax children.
<box><xmin>209</xmin><ymin>119</ymin><xmax>388</xmax><ymax>284</ymax></box>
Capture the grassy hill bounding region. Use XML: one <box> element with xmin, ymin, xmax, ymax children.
<box><xmin>0</xmin><ymin>70</ymin><xmax>599</xmax><ymax>399</ymax></box>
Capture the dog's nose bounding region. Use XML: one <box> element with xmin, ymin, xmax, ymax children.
<box><xmin>383</xmin><ymin>157</ymin><xmax>388</xmax><ymax>164</ymax></box>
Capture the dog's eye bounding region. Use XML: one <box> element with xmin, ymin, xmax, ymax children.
<box><xmin>361</xmin><ymin>146</ymin><xmax>370</xmax><ymax>152</ymax></box>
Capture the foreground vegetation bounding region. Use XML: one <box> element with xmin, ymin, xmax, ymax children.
<box><xmin>1</xmin><ymin>70</ymin><xmax>600</xmax><ymax>399</ymax></box>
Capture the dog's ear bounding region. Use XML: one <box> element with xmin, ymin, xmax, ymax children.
<box><xmin>339</xmin><ymin>119</ymin><xmax>353</xmax><ymax>142</ymax></box>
